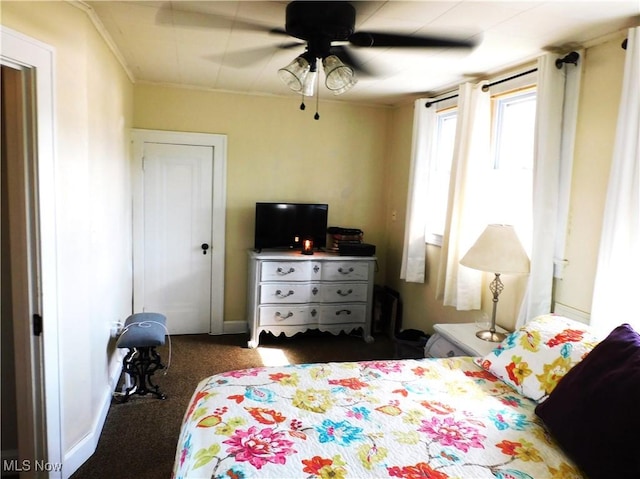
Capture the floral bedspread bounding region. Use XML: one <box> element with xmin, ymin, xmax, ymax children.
<box><xmin>172</xmin><ymin>357</ymin><xmax>583</xmax><ymax>479</ymax></box>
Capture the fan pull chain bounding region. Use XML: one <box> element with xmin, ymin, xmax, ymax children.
<box><xmin>314</xmin><ymin>70</ymin><xmax>320</xmax><ymax>120</ymax></box>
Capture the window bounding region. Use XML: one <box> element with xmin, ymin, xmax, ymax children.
<box><xmin>424</xmin><ymin>86</ymin><xmax>536</xmax><ymax>249</ymax></box>
<box><xmin>492</xmin><ymin>89</ymin><xmax>536</xmax><ymax>170</ymax></box>
<box><xmin>486</xmin><ymin>88</ymin><xmax>537</xmax><ymax>252</ymax></box>
<box><xmin>425</xmin><ymin>107</ymin><xmax>457</xmax><ymax>245</ymax></box>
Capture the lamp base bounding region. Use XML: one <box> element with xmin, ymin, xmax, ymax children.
<box><xmin>476</xmin><ymin>330</ymin><xmax>507</xmax><ymax>342</ymax></box>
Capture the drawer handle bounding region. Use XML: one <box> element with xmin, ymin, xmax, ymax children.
<box><xmin>313</xmin><ymin>265</ymin><xmax>320</xmax><ymax>273</ymax></box>
<box><xmin>276</xmin><ymin>267</ymin><xmax>295</xmax><ymax>275</ymax></box>
<box><xmin>275</xmin><ymin>311</ymin><xmax>294</xmax><ymax>320</ymax></box>
<box><xmin>275</xmin><ymin>289</ymin><xmax>295</xmax><ymax>298</ymax></box>
<box><xmin>312</xmin><ymin>287</ymin><xmax>319</xmax><ymax>295</ymax></box>
<box><xmin>311</xmin><ymin>309</ymin><xmax>318</xmax><ymax>317</ymax></box>
<box><xmin>336</xmin><ymin>289</ymin><xmax>353</xmax><ymax>296</ymax></box>
<box><xmin>335</xmin><ymin>309</ymin><xmax>352</xmax><ymax>316</ymax></box>
<box><xmin>337</xmin><ymin>267</ymin><xmax>354</xmax><ymax>275</ymax></box>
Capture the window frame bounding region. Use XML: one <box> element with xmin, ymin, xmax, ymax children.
<box><xmin>425</xmin><ymin>105</ymin><xmax>457</xmax><ymax>246</ymax></box>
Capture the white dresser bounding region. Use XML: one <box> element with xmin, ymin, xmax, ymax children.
<box><xmin>246</xmin><ymin>250</ymin><xmax>376</xmax><ymax>348</ymax></box>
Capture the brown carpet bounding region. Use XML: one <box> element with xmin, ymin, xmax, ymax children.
<box><xmin>70</xmin><ymin>331</ymin><xmax>395</xmax><ymax>479</ymax></box>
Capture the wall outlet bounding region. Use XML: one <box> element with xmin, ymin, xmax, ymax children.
<box><xmin>110</xmin><ymin>321</ymin><xmax>124</xmax><ymax>338</ymax></box>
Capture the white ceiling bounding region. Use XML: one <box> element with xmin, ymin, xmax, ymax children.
<box><xmin>86</xmin><ymin>1</ymin><xmax>639</xmax><ymax>106</ymax></box>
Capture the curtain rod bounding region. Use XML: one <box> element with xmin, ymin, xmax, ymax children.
<box><xmin>425</xmin><ymin>68</ymin><xmax>537</xmax><ymax>107</ymax></box>
<box><xmin>480</xmin><ymin>67</ymin><xmax>537</xmax><ymax>92</ymax></box>
<box><xmin>425</xmin><ymin>93</ymin><xmax>458</xmax><ymax>108</ymax></box>
<box><xmin>425</xmin><ymin>52</ymin><xmax>579</xmax><ymax>108</ymax></box>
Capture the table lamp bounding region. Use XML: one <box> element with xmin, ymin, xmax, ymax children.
<box><xmin>460</xmin><ymin>224</ymin><xmax>530</xmax><ymax>342</ymax></box>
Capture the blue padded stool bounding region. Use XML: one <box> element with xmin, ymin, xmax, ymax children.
<box><xmin>116</xmin><ymin>312</ymin><xmax>167</xmax><ymax>402</ymax></box>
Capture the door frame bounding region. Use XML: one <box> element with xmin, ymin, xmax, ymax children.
<box><xmin>1</xmin><ymin>26</ymin><xmax>62</xmax><ymax>475</ymax></box>
<box><xmin>131</xmin><ymin>129</ymin><xmax>227</xmax><ymax>334</ymax></box>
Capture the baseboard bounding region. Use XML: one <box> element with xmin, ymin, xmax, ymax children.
<box><xmin>61</xmin><ymin>348</ymin><xmax>126</xmax><ymax>478</ymax></box>
<box><xmin>221</xmin><ymin>320</ymin><xmax>247</xmax><ymax>335</ymax></box>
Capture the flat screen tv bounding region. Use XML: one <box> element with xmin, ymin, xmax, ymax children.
<box><xmin>254</xmin><ymin>202</ymin><xmax>329</xmax><ymax>251</ymax></box>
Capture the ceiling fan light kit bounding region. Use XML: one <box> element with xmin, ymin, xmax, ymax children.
<box><xmin>278</xmin><ymin>53</ymin><xmax>357</xmax><ymax>96</ymax></box>
<box><xmin>273</xmin><ymin>1</ymin><xmax>476</xmax><ymax>112</ymax></box>
<box><xmin>277</xmin><ymin>56</ymin><xmax>311</xmax><ymax>92</ymax></box>
<box><xmin>323</xmin><ymin>55</ymin><xmax>357</xmax><ymax>94</ymax></box>
<box><xmin>301</xmin><ymin>70</ymin><xmax>318</xmax><ymax>97</ymax></box>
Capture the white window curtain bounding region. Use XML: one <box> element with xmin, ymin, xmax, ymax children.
<box><xmin>516</xmin><ymin>52</ymin><xmax>583</xmax><ymax>327</ymax></box>
<box><xmin>400</xmin><ymin>99</ymin><xmax>435</xmax><ymax>283</ymax></box>
<box><xmin>436</xmin><ymin>82</ymin><xmax>491</xmax><ymax>309</ymax></box>
<box><xmin>590</xmin><ymin>27</ymin><xmax>640</xmax><ymax>337</ymax></box>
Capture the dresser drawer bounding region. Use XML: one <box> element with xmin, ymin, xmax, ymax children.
<box><xmin>424</xmin><ymin>334</ymin><xmax>469</xmax><ymax>358</ymax></box>
<box><xmin>321</xmin><ymin>261</ymin><xmax>369</xmax><ymax>281</ymax></box>
<box><xmin>258</xmin><ymin>305</ymin><xmax>318</xmax><ymax>326</ymax></box>
<box><xmin>260</xmin><ymin>283</ymin><xmax>319</xmax><ymax>304</ymax></box>
<box><xmin>320</xmin><ymin>283</ymin><xmax>368</xmax><ymax>303</ymax></box>
<box><xmin>260</xmin><ymin>261</ymin><xmax>322</xmax><ymax>281</ymax></box>
<box><xmin>319</xmin><ymin>304</ymin><xmax>366</xmax><ymax>324</ymax></box>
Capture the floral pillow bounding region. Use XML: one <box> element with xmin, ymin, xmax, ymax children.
<box><xmin>475</xmin><ymin>314</ymin><xmax>600</xmax><ymax>402</ymax></box>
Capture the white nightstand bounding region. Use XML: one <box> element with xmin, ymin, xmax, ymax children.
<box><xmin>424</xmin><ymin>323</ymin><xmax>510</xmax><ymax>358</ymax></box>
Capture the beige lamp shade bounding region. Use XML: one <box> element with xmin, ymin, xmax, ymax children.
<box><xmin>460</xmin><ymin>224</ymin><xmax>530</xmax><ymax>274</ymax></box>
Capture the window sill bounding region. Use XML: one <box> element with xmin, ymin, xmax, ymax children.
<box><xmin>425</xmin><ymin>233</ymin><xmax>443</xmax><ymax>247</ymax></box>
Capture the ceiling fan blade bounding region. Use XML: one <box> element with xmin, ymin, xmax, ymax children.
<box><xmin>208</xmin><ymin>42</ymin><xmax>304</xmax><ymax>69</ymax></box>
<box><xmin>349</xmin><ymin>31</ymin><xmax>476</xmax><ymax>49</ymax></box>
<box><xmin>330</xmin><ymin>45</ymin><xmax>374</xmax><ymax>76</ymax></box>
<box><xmin>156</xmin><ymin>4</ymin><xmax>283</xmax><ymax>35</ymax></box>
<box><xmin>206</xmin><ymin>46</ymin><xmax>276</xmax><ymax>68</ymax></box>
<box><xmin>277</xmin><ymin>41</ymin><xmax>306</xmax><ymax>50</ymax></box>
<box><xmin>270</xmin><ymin>27</ymin><xmax>289</xmax><ymax>36</ymax></box>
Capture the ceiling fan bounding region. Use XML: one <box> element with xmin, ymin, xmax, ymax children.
<box><xmin>160</xmin><ymin>1</ymin><xmax>477</xmax><ymax>97</ymax></box>
<box><xmin>159</xmin><ymin>1</ymin><xmax>479</xmax><ymax>119</ymax></box>
<box><xmin>272</xmin><ymin>1</ymin><xmax>478</xmax><ymax>96</ymax></box>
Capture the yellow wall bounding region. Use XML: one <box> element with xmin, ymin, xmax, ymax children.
<box><xmin>133</xmin><ymin>85</ymin><xmax>390</xmax><ymax>323</ymax></box>
<box><xmin>383</xmin><ymin>104</ymin><xmax>479</xmax><ymax>333</ymax></box>
<box><xmin>554</xmin><ymin>35</ymin><xmax>627</xmax><ymax>313</ymax></box>
<box><xmin>2</xmin><ymin>0</ymin><xmax>134</xmax><ymax>464</ymax></box>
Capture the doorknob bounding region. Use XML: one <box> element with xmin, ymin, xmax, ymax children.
<box><xmin>201</xmin><ymin>243</ymin><xmax>210</xmax><ymax>255</ymax></box>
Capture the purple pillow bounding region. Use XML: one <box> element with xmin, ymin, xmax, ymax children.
<box><xmin>535</xmin><ymin>323</ymin><xmax>640</xmax><ymax>479</ymax></box>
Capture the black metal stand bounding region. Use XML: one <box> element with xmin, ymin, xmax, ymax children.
<box><xmin>117</xmin><ymin>346</ymin><xmax>167</xmax><ymax>402</ymax></box>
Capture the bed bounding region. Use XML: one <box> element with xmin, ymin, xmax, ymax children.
<box><xmin>172</xmin><ymin>315</ymin><xmax>640</xmax><ymax>479</ymax></box>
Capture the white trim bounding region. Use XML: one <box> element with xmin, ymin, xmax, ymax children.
<box><xmin>70</xmin><ymin>1</ymin><xmax>135</xmax><ymax>83</ymax></box>
<box><xmin>553</xmin><ymin>302</ymin><xmax>591</xmax><ymax>325</ymax></box>
<box><xmin>62</xmin><ymin>348</ymin><xmax>125</xmax><ymax>477</ymax></box>
<box><xmin>222</xmin><ymin>321</ymin><xmax>248</xmax><ymax>335</ymax></box>
<box><xmin>425</xmin><ymin>233</ymin><xmax>443</xmax><ymax>247</ymax></box>
<box><xmin>1</xmin><ymin>26</ymin><xmax>62</xmax><ymax>478</ymax></box>
<box><xmin>134</xmin><ymin>79</ymin><xmax>391</xmax><ymax>110</ymax></box>
<box><xmin>554</xmin><ymin>50</ymin><xmax>584</xmax><ymax>278</ymax></box>
<box><xmin>131</xmin><ymin>129</ymin><xmax>227</xmax><ymax>335</ymax></box>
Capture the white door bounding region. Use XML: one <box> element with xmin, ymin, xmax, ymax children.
<box><xmin>143</xmin><ymin>143</ymin><xmax>213</xmax><ymax>333</ymax></box>
<box><xmin>133</xmin><ymin>130</ymin><xmax>227</xmax><ymax>335</ymax></box>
